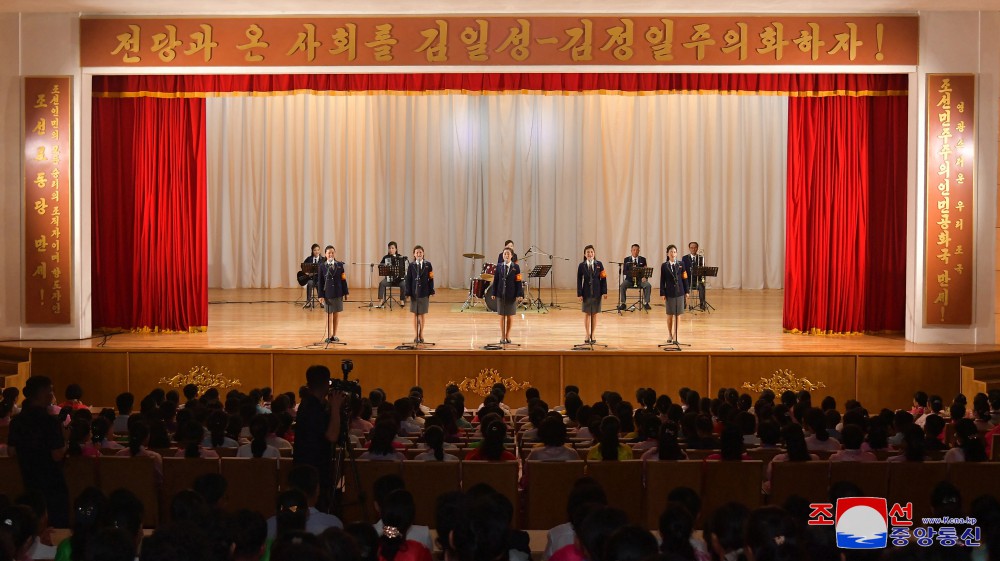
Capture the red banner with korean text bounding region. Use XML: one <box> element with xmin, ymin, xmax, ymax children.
<box><xmin>24</xmin><ymin>77</ymin><xmax>72</xmax><ymax>324</ymax></box>
<box><xmin>80</xmin><ymin>16</ymin><xmax>918</xmax><ymax>68</ymax></box>
<box><xmin>924</xmin><ymin>74</ymin><xmax>975</xmax><ymax>325</ymax></box>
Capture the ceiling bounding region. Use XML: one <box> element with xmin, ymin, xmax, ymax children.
<box><xmin>7</xmin><ymin>0</ymin><xmax>1000</xmax><ymax>15</ymax></box>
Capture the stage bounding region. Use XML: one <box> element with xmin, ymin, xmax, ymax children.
<box><xmin>5</xmin><ymin>289</ymin><xmax>998</xmax><ymax>413</ymax></box>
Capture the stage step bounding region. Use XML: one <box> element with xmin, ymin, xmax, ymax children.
<box><xmin>0</xmin><ymin>347</ymin><xmax>31</xmax><ymax>387</ymax></box>
<box><xmin>962</xmin><ymin>353</ymin><xmax>1000</xmax><ymax>393</ymax></box>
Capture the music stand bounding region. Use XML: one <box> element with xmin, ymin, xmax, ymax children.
<box><xmin>692</xmin><ymin>266</ymin><xmax>718</xmax><ymax>312</ymax></box>
<box><xmin>300</xmin><ymin>263</ymin><xmax>319</xmax><ymax>309</ymax></box>
<box><xmin>525</xmin><ymin>265</ymin><xmax>551</xmax><ymax>312</ymax></box>
<box><xmin>621</xmin><ymin>267</ymin><xmax>653</xmax><ymax>313</ymax></box>
<box><xmin>376</xmin><ymin>263</ymin><xmax>405</xmax><ymax>310</ymax></box>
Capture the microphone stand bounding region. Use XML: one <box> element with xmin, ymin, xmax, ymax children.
<box><xmin>535</xmin><ymin>245</ymin><xmax>570</xmax><ymax>309</ymax></box>
<box><xmin>353</xmin><ymin>262</ymin><xmax>376</xmax><ymax>310</ymax></box>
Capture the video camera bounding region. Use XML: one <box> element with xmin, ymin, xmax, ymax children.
<box><xmin>330</xmin><ymin>359</ymin><xmax>362</xmax><ymax>398</ymax></box>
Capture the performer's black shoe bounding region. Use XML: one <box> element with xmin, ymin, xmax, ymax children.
<box><xmin>644</xmin><ymin>303</ymin><xmax>651</xmax><ymax>310</ymax></box>
<box><xmin>617</xmin><ymin>304</ymin><xmax>625</xmax><ymax>311</ymax></box>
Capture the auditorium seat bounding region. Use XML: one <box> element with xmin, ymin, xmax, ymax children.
<box><xmin>684</xmin><ymin>449</ymin><xmax>718</xmax><ymax>461</ymax></box>
<box><xmin>62</xmin><ymin>456</ymin><xmax>98</xmax><ymax>519</ymax></box>
<box><xmin>401</xmin><ymin>460</ymin><xmax>461</xmax><ymax>527</ymax></box>
<box><xmin>587</xmin><ymin>460</ymin><xmax>644</xmax><ymax>524</ymax></box>
<box><xmin>98</xmin><ymin>456</ymin><xmax>158</xmax><ymax>527</ymax></box>
<box><xmin>947</xmin><ymin>463</ymin><xmax>1000</xmax><ymax>506</ymax></box>
<box><xmin>0</xmin><ymin>457</ymin><xmax>24</xmax><ymax>500</ymax></box>
<box><xmin>220</xmin><ymin>458</ymin><xmax>278</xmax><ymax>518</ymax></box>
<box><xmin>461</xmin><ymin>461</ymin><xmax>520</xmax><ymax>525</ymax></box>
<box><xmin>887</xmin><ymin>462</ymin><xmax>948</xmax><ymax>520</ymax></box>
<box><xmin>524</xmin><ymin>461</ymin><xmax>586</xmax><ymax>529</ymax></box>
<box><xmin>277</xmin><ymin>458</ymin><xmax>294</xmax><ymax>490</ymax></box>
<box><xmin>644</xmin><ymin>460</ymin><xmax>703</xmax><ymax>530</ymax></box>
<box><xmin>701</xmin><ymin>461</ymin><xmax>763</xmax><ymax>519</ymax></box>
<box><xmin>214</xmin><ymin>447</ymin><xmax>237</xmax><ymax>458</ymax></box>
<box><xmin>747</xmin><ymin>448</ymin><xmax>784</xmax><ymax>465</ymax></box>
<box><xmin>769</xmin><ymin>461</ymin><xmax>829</xmax><ymax>506</ymax></box>
<box><xmin>161</xmin><ymin>458</ymin><xmax>219</xmax><ymax>521</ymax></box>
<box><xmin>829</xmin><ymin>462</ymin><xmax>889</xmax><ymax>498</ymax></box>
<box><xmin>341</xmin><ymin>459</ymin><xmax>402</xmax><ymax>524</ymax></box>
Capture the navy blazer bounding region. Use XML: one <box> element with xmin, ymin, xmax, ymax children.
<box><xmin>403</xmin><ymin>260</ymin><xmax>435</xmax><ymax>299</ymax></box>
<box><xmin>577</xmin><ymin>260</ymin><xmax>608</xmax><ymax>299</ymax></box>
<box><xmin>660</xmin><ymin>260</ymin><xmax>688</xmax><ymax>298</ymax></box>
<box><xmin>318</xmin><ymin>260</ymin><xmax>349</xmax><ymax>299</ymax></box>
<box><xmin>493</xmin><ymin>261</ymin><xmax>523</xmax><ymax>301</ymax></box>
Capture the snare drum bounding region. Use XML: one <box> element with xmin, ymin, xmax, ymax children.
<box><xmin>471</xmin><ymin>278</ymin><xmax>490</xmax><ymax>298</ymax></box>
<box><xmin>480</xmin><ymin>262</ymin><xmax>496</xmax><ymax>281</ymax></box>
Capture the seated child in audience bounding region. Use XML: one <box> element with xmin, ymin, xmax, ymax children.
<box><xmin>803</xmin><ymin>408</ymin><xmax>842</xmax><ymax>451</ymax></box>
<box><xmin>526</xmin><ymin>416</ymin><xmax>578</xmax><ymax>462</ymax></box>
<box><xmin>466</xmin><ymin>420</ymin><xmax>515</xmax><ymax>461</ymax></box>
<box><xmin>236</xmin><ymin>415</ymin><xmax>280</xmax><ymax>459</ymax></box>
<box><xmin>115</xmin><ymin>420</ymin><xmax>163</xmax><ymax>482</ymax></box>
<box><xmin>543</xmin><ymin>478</ymin><xmax>606</xmax><ymax>560</ymax></box>
<box><xmin>372</xmin><ymin>475</ymin><xmax>433</xmax><ymax>551</ymax></box>
<box><xmin>828</xmin><ymin>425</ymin><xmax>876</xmax><ymax>462</ymax></box>
<box><xmin>266</xmin><ymin>465</ymin><xmax>343</xmax><ymax>539</ymax></box>
<box><xmin>414</xmin><ymin>426</ymin><xmax>459</xmax><ymax>462</ymax></box>
<box><xmin>202</xmin><ymin>410</ymin><xmax>239</xmax><ymax>449</ymax></box>
<box><xmin>587</xmin><ymin>416</ymin><xmax>632</xmax><ymax>461</ymax></box>
<box><xmin>360</xmin><ymin>421</ymin><xmax>406</xmax><ymax>461</ymax></box>
<box><xmin>376</xmin><ymin>490</ymin><xmax>431</xmax><ymax>561</ymax></box>
<box><xmin>640</xmin><ymin>422</ymin><xmax>687</xmax><ymax>461</ymax></box>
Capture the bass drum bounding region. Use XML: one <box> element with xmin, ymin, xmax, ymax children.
<box><xmin>484</xmin><ymin>283</ymin><xmax>497</xmax><ymax>312</ymax></box>
<box><xmin>471</xmin><ymin>278</ymin><xmax>490</xmax><ymax>299</ymax></box>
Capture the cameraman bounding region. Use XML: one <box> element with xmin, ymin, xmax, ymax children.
<box><xmin>293</xmin><ymin>365</ymin><xmax>347</xmax><ymax>512</ymax></box>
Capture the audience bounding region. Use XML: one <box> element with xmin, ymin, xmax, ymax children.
<box><xmin>10</xmin><ymin>374</ymin><xmax>1000</xmax><ymax>561</ymax></box>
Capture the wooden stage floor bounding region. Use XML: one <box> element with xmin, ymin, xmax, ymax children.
<box><xmin>27</xmin><ymin>288</ymin><xmax>994</xmax><ymax>354</ymax></box>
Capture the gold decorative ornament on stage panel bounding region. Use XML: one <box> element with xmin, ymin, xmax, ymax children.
<box><xmin>448</xmin><ymin>368</ymin><xmax>531</xmax><ymax>397</ymax></box>
<box><xmin>159</xmin><ymin>365</ymin><xmax>242</xmax><ymax>395</ymax></box>
<box><xmin>742</xmin><ymin>369</ymin><xmax>826</xmax><ymax>394</ymax></box>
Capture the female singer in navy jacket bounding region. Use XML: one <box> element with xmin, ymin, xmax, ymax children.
<box><xmin>660</xmin><ymin>244</ymin><xmax>689</xmax><ymax>344</ymax></box>
<box><xmin>318</xmin><ymin>245</ymin><xmax>349</xmax><ymax>343</ymax></box>
<box><xmin>491</xmin><ymin>247</ymin><xmax>523</xmax><ymax>344</ymax></box>
<box><xmin>577</xmin><ymin>245</ymin><xmax>608</xmax><ymax>344</ymax></box>
<box><xmin>403</xmin><ymin>245</ymin><xmax>434</xmax><ymax>344</ymax></box>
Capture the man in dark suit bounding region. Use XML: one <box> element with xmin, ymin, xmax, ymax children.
<box><xmin>318</xmin><ymin>245</ymin><xmax>349</xmax><ymax>343</ymax></box>
<box><xmin>681</xmin><ymin>241</ymin><xmax>706</xmax><ymax>311</ymax></box>
<box><xmin>301</xmin><ymin>244</ymin><xmax>323</xmax><ymax>308</ymax></box>
<box><xmin>618</xmin><ymin>243</ymin><xmax>652</xmax><ymax>311</ymax></box>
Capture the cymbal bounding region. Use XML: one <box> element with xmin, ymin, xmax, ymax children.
<box><xmin>463</xmin><ymin>252</ymin><xmax>486</xmax><ymax>259</ymax></box>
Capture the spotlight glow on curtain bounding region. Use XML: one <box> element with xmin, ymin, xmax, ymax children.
<box><xmin>92</xmin><ymin>97</ymin><xmax>208</xmax><ymax>332</ymax></box>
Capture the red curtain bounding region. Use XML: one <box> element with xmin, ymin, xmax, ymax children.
<box><xmin>92</xmin><ymin>73</ymin><xmax>908</xmax><ymax>96</ymax></box>
<box><xmin>783</xmin><ymin>92</ymin><xmax>907</xmax><ymax>334</ymax></box>
<box><xmin>92</xmin><ymin>97</ymin><xmax>207</xmax><ymax>332</ymax></box>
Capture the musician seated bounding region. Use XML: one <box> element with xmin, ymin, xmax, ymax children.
<box><xmin>378</xmin><ymin>241</ymin><xmax>407</xmax><ymax>304</ymax></box>
<box><xmin>301</xmin><ymin>244</ymin><xmax>322</xmax><ymax>308</ymax></box>
<box><xmin>618</xmin><ymin>244</ymin><xmax>652</xmax><ymax>310</ymax></box>
<box><xmin>682</xmin><ymin>241</ymin><xmax>706</xmax><ymax>311</ymax></box>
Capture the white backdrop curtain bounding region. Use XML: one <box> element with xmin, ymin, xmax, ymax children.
<box><xmin>206</xmin><ymin>92</ymin><xmax>787</xmax><ymax>290</ymax></box>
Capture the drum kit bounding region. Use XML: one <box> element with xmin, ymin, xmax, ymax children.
<box><xmin>461</xmin><ymin>252</ymin><xmax>498</xmax><ymax>311</ymax></box>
